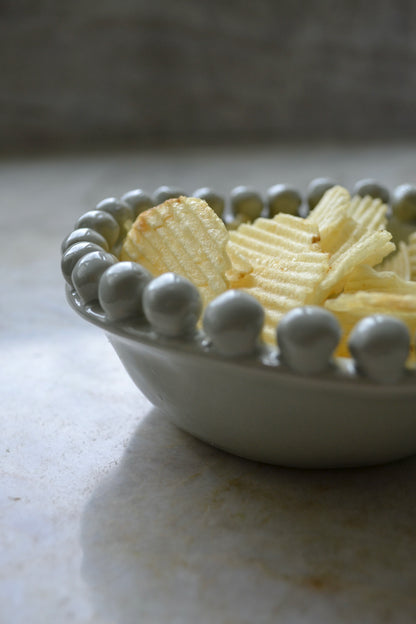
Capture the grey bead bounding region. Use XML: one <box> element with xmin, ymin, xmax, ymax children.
<box><xmin>61</xmin><ymin>228</ymin><xmax>109</xmax><ymax>254</ymax></box>
<box><xmin>267</xmin><ymin>184</ymin><xmax>302</xmax><ymax>217</ymax></box>
<box><xmin>230</xmin><ymin>186</ymin><xmax>263</xmax><ymax>221</ymax></box>
<box><xmin>348</xmin><ymin>315</ymin><xmax>410</xmax><ymax>383</ymax></box>
<box><xmin>71</xmin><ymin>250</ymin><xmax>117</xmax><ymax>305</ymax></box>
<box><xmin>96</xmin><ymin>197</ymin><xmax>134</xmax><ymax>226</ymax></box>
<box><xmin>75</xmin><ymin>210</ymin><xmax>120</xmax><ymax>248</ymax></box>
<box><xmin>307</xmin><ymin>178</ymin><xmax>337</xmax><ymax>210</ymax></box>
<box><xmin>98</xmin><ymin>262</ymin><xmax>152</xmax><ymax>321</ymax></box>
<box><xmin>143</xmin><ymin>273</ymin><xmax>202</xmax><ymax>337</ymax></box>
<box><xmin>352</xmin><ymin>179</ymin><xmax>390</xmax><ymax>204</ymax></box>
<box><xmin>277</xmin><ymin>306</ymin><xmax>341</xmax><ymax>375</ymax></box>
<box><xmin>193</xmin><ymin>187</ymin><xmax>225</xmax><ymax>218</ymax></box>
<box><xmin>61</xmin><ymin>241</ymin><xmax>106</xmax><ymax>285</ymax></box>
<box><xmin>153</xmin><ymin>186</ymin><xmax>185</xmax><ymax>205</ymax></box>
<box><xmin>391</xmin><ymin>184</ymin><xmax>416</xmax><ymax>222</ymax></box>
<box><xmin>120</xmin><ymin>189</ymin><xmax>153</xmax><ymax>219</ymax></box>
<box><xmin>203</xmin><ymin>290</ymin><xmax>264</xmax><ymax>357</ymax></box>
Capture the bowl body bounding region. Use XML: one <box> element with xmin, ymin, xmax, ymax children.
<box><xmin>68</xmin><ymin>289</ymin><xmax>416</xmax><ymax>468</ymax></box>
<box><xmin>64</xmin><ymin>181</ymin><xmax>416</xmax><ymax>469</ymax></box>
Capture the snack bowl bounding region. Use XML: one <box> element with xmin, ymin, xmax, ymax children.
<box><xmin>63</xmin><ymin>183</ymin><xmax>416</xmax><ymax>468</ymax></box>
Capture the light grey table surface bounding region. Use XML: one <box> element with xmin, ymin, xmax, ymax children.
<box><xmin>2</xmin><ymin>143</ymin><xmax>416</xmax><ymax>624</ymax></box>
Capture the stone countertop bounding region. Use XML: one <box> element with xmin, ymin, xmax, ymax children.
<box><xmin>2</xmin><ymin>143</ymin><xmax>416</xmax><ymax>624</ymax></box>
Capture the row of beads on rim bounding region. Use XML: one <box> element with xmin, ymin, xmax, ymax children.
<box><xmin>62</xmin><ymin>181</ymin><xmax>416</xmax><ymax>384</ymax></box>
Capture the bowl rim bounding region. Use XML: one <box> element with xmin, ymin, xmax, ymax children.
<box><xmin>66</xmin><ymin>285</ymin><xmax>416</xmax><ymax>396</ymax></box>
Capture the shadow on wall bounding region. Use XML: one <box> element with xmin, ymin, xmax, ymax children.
<box><xmin>3</xmin><ymin>1</ymin><xmax>416</xmax><ymax>151</ymax></box>
<box><xmin>81</xmin><ymin>409</ymin><xmax>416</xmax><ymax>623</ymax></box>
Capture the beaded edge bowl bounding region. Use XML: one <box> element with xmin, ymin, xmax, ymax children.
<box><xmin>63</xmin><ymin>181</ymin><xmax>416</xmax><ymax>468</ymax></box>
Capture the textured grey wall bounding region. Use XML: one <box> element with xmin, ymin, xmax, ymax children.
<box><xmin>2</xmin><ymin>0</ymin><xmax>416</xmax><ymax>151</ymax></box>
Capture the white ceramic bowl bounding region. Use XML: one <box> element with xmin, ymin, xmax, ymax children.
<box><xmin>66</xmin><ymin>291</ymin><xmax>416</xmax><ymax>469</ymax></box>
<box><xmin>63</xmin><ymin>184</ymin><xmax>416</xmax><ymax>468</ymax></box>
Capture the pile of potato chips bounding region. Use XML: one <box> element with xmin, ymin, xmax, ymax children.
<box><xmin>120</xmin><ymin>187</ymin><xmax>416</xmax><ymax>357</ymax></box>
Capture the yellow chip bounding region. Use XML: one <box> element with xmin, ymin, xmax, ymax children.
<box><xmin>228</xmin><ymin>213</ymin><xmax>322</xmax><ymax>265</ymax></box>
<box><xmin>306</xmin><ymin>187</ymin><xmax>361</xmax><ymax>258</ymax></box>
<box><xmin>325</xmin><ymin>291</ymin><xmax>416</xmax><ymax>357</ymax></box>
<box><xmin>307</xmin><ymin>185</ymin><xmax>351</xmax><ymax>232</ymax></box>
<box><xmin>307</xmin><ymin>185</ymin><xmax>355</xmax><ymax>255</ymax></box>
<box><xmin>376</xmin><ymin>241</ymin><xmax>410</xmax><ymax>280</ymax></box>
<box><xmin>240</xmin><ymin>258</ymin><xmax>330</xmax><ymax>345</ymax></box>
<box><xmin>225</xmin><ymin>244</ymin><xmax>253</xmax><ymax>286</ymax></box>
<box><xmin>306</xmin><ymin>186</ymin><xmax>394</xmax><ymax>299</ymax></box>
<box><xmin>344</xmin><ymin>264</ymin><xmax>416</xmax><ymax>295</ymax></box>
<box><xmin>120</xmin><ymin>196</ymin><xmax>233</xmax><ymax>307</ymax></box>
<box><xmin>254</xmin><ymin>213</ymin><xmax>322</xmax><ymax>245</ymax></box>
<box><xmin>316</xmin><ymin>227</ymin><xmax>395</xmax><ymax>301</ymax></box>
<box><xmin>348</xmin><ymin>195</ymin><xmax>388</xmax><ymax>231</ymax></box>
<box><xmin>408</xmin><ymin>232</ymin><xmax>416</xmax><ymax>281</ymax></box>
<box><xmin>120</xmin><ymin>186</ymin><xmax>409</xmax><ymax>355</ymax></box>
<box><xmin>227</xmin><ymin>214</ymin><xmax>330</xmax><ymax>344</ymax></box>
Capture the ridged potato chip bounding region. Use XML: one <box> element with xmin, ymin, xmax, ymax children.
<box><xmin>307</xmin><ymin>185</ymin><xmax>351</xmax><ymax>232</ymax></box>
<box><xmin>228</xmin><ymin>213</ymin><xmax>321</xmax><ymax>260</ymax></box>
<box><xmin>120</xmin><ymin>196</ymin><xmax>234</xmax><ymax>307</ymax></box>
<box><xmin>225</xmin><ymin>245</ymin><xmax>253</xmax><ymax>285</ymax></box>
<box><xmin>307</xmin><ymin>186</ymin><xmax>357</xmax><ymax>255</ymax></box>
<box><xmin>316</xmin><ymin>227</ymin><xmax>395</xmax><ymax>300</ymax></box>
<box><xmin>325</xmin><ymin>291</ymin><xmax>416</xmax><ymax>357</ymax></box>
<box><xmin>227</xmin><ymin>214</ymin><xmax>330</xmax><ymax>343</ymax></box>
<box><xmin>408</xmin><ymin>232</ymin><xmax>416</xmax><ymax>281</ymax></box>
<box><xmin>348</xmin><ymin>195</ymin><xmax>388</xmax><ymax>231</ymax></box>
<box><xmin>119</xmin><ymin>186</ymin><xmax>413</xmax><ymax>357</ymax></box>
<box><xmin>307</xmin><ymin>186</ymin><xmax>394</xmax><ymax>299</ymax></box>
<box><xmin>376</xmin><ymin>241</ymin><xmax>410</xmax><ymax>280</ymax></box>
<box><xmin>344</xmin><ymin>264</ymin><xmax>416</xmax><ymax>295</ymax></box>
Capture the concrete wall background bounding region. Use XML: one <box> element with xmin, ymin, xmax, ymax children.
<box><xmin>2</xmin><ymin>0</ymin><xmax>416</xmax><ymax>151</ymax></box>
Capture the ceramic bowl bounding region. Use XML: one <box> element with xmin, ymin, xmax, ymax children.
<box><xmin>63</xmin><ymin>183</ymin><xmax>416</xmax><ymax>468</ymax></box>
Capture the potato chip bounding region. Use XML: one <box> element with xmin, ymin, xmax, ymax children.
<box><xmin>120</xmin><ymin>187</ymin><xmax>412</xmax><ymax>356</ymax></box>
<box><xmin>307</xmin><ymin>186</ymin><xmax>353</xmax><ymax>252</ymax></box>
<box><xmin>242</xmin><ymin>264</ymin><xmax>330</xmax><ymax>346</ymax></box>
<box><xmin>348</xmin><ymin>195</ymin><xmax>388</xmax><ymax>231</ymax></box>
<box><xmin>316</xmin><ymin>228</ymin><xmax>395</xmax><ymax>301</ymax></box>
<box><xmin>307</xmin><ymin>186</ymin><xmax>394</xmax><ymax>299</ymax></box>
<box><xmin>344</xmin><ymin>264</ymin><xmax>416</xmax><ymax>295</ymax></box>
<box><xmin>376</xmin><ymin>241</ymin><xmax>410</xmax><ymax>280</ymax></box>
<box><xmin>120</xmin><ymin>196</ymin><xmax>233</xmax><ymax>307</ymax></box>
<box><xmin>325</xmin><ymin>291</ymin><xmax>416</xmax><ymax>357</ymax></box>
<box><xmin>307</xmin><ymin>185</ymin><xmax>351</xmax><ymax>227</ymax></box>
<box><xmin>228</xmin><ymin>213</ymin><xmax>322</xmax><ymax>263</ymax></box>
<box><xmin>225</xmin><ymin>244</ymin><xmax>253</xmax><ymax>286</ymax></box>
<box><xmin>254</xmin><ymin>213</ymin><xmax>322</xmax><ymax>245</ymax></box>
<box><xmin>408</xmin><ymin>232</ymin><xmax>416</xmax><ymax>281</ymax></box>
<box><xmin>227</xmin><ymin>214</ymin><xmax>330</xmax><ymax>343</ymax></box>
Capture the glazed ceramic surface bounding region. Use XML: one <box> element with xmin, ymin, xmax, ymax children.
<box><xmin>67</xmin><ymin>290</ymin><xmax>416</xmax><ymax>468</ymax></box>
